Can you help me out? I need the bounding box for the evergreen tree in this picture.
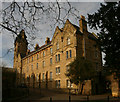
[88,2,120,77]
[66,57,95,94]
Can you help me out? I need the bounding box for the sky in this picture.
[1,1,105,68]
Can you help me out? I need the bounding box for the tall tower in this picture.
[13,30,28,71]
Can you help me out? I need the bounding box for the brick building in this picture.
[13,15,102,94]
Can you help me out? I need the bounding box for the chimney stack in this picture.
[79,15,87,33]
[45,37,50,45]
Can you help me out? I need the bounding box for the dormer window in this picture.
[67,37,70,45]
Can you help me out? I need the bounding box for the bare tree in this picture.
[1,1,80,47]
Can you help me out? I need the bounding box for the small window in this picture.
[50,72,52,81]
[66,51,68,59]
[50,48,52,54]
[61,37,63,42]
[43,51,45,57]
[43,61,45,67]
[36,63,38,69]
[56,42,59,50]
[67,37,70,45]
[50,58,52,64]
[69,50,72,58]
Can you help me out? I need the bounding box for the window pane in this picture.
[56,68,57,74]
[66,51,68,59]
[43,51,45,56]
[36,63,38,69]
[50,48,52,54]
[56,55,57,62]
[58,54,60,61]
[50,72,52,80]
[50,58,52,64]
[43,73,45,81]
[69,50,72,58]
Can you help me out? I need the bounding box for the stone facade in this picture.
[13,15,102,94]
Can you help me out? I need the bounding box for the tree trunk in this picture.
[80,83,84,94]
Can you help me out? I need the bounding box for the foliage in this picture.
[66,57,95,85]
[88,2,120,77]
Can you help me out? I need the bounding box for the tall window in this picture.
[55,54,60,62]
[55,55,57,62]
[43,61,45,67]
[43,51,45,57]
[37,54,39,60]
[42,73,45,81]
[50,72,52,81]
[66,51,68,59]
[56,42,59,50]
[50,48,52,54]
[58,54,60,62]
[66,80,72,88]
[66,50,72,59]
[50,58,52,64]
[67,37,70,45]
[58,67,60,74]
[36,63,38,69]
[56,80,60,88]
[69,50,72,58]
